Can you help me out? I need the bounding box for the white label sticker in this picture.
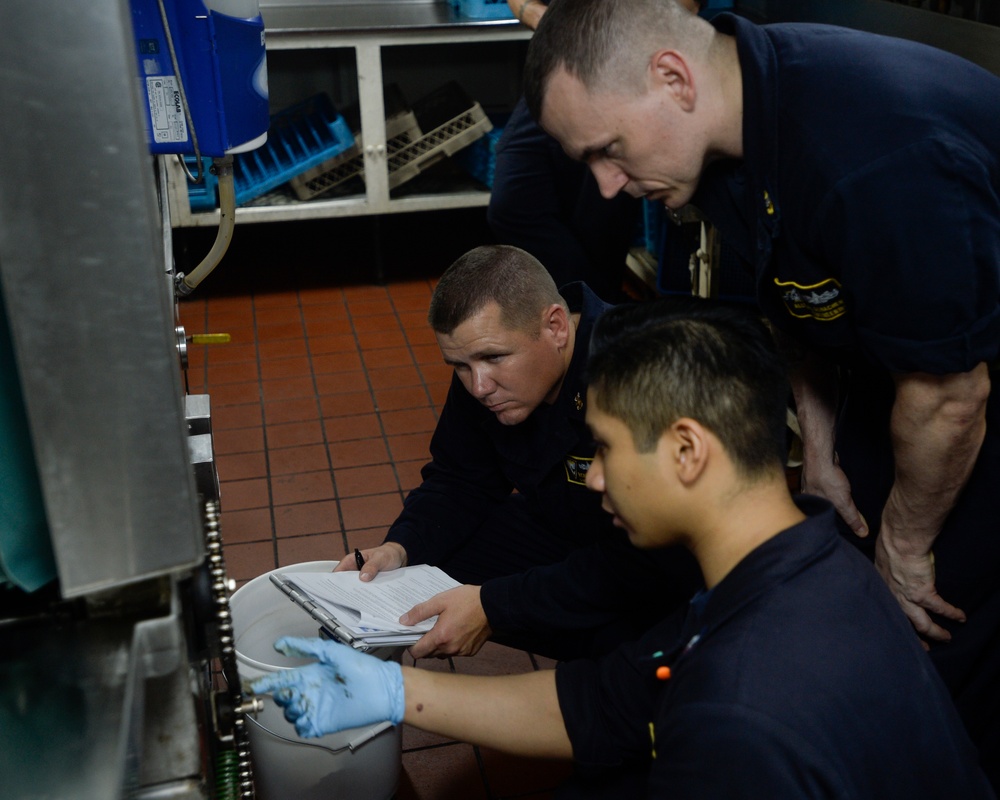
[144,75,187,144]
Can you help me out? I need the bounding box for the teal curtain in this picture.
[0,295,56,592]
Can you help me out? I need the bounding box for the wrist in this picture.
[381,540,409,568]
[477,580,501,627]
[799,439,840,477]
[515,0,537,22]
[878,517,934,561]
[383,659,406,725]
[471,585,490,627]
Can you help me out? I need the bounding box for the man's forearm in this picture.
[776,335,870,533]
[786,348,839,466]
[402,667,573,759]
[770,328,839,464]
[882,364,990,552]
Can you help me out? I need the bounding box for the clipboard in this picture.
[269,573,372,651]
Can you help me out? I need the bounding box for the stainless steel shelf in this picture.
[262,0,523,39]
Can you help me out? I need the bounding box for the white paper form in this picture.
[276,565,461,635]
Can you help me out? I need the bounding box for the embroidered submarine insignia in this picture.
[775,277,845,322]
[564,456,592,485]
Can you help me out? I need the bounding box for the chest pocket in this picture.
[564,455,592,485]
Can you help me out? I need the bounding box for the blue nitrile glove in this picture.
[248,636,404,738]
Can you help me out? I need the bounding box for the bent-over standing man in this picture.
[522,0,1000,782]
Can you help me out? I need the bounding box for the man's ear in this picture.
[543,303,571,349]
[649,49,696,112]
[669,418,709,485]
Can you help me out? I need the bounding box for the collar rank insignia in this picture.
[564,456,592,485]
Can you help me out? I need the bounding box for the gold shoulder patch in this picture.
[774,277,845,322]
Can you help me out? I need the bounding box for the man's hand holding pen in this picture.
[333,541,408,581]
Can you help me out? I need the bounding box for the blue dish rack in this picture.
[183,157,219,212]
[451,0,514,20]
[184,93,355,209]
[454,115,507,188]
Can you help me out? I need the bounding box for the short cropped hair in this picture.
[428,245,568,336]
[588,297,790,478]
[524,0,709,122]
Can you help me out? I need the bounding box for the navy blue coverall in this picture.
[690,14,1000,785]
[555,499,994,798]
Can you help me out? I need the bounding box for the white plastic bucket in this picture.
[231,561,402,800]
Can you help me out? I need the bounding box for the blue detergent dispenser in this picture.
[130,0,269,156]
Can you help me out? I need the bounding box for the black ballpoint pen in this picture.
[354,547,365,570]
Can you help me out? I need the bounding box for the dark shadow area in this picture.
[173,206,497,298]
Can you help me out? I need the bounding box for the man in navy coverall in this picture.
[523,0,1000,783]
[334,244,699,660]
[486,0,706,301]
[254,298,993,798]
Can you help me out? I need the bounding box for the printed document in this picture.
[271,565,461,648]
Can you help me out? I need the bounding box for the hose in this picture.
[176,156,236,296]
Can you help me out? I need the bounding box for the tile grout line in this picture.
[384,282,441,501]
[250,290,281,572]
[300,287,351,559]
[340,286,425,532]
[306,288,375,555]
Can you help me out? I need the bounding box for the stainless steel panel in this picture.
[1,617,137,798]
[0,612,203,800]
[0,0,203,596]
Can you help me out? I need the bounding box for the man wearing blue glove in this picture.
[250,637,406,738]
[251,297,991,798]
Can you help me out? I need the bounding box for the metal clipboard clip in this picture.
[268,573,372,652]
